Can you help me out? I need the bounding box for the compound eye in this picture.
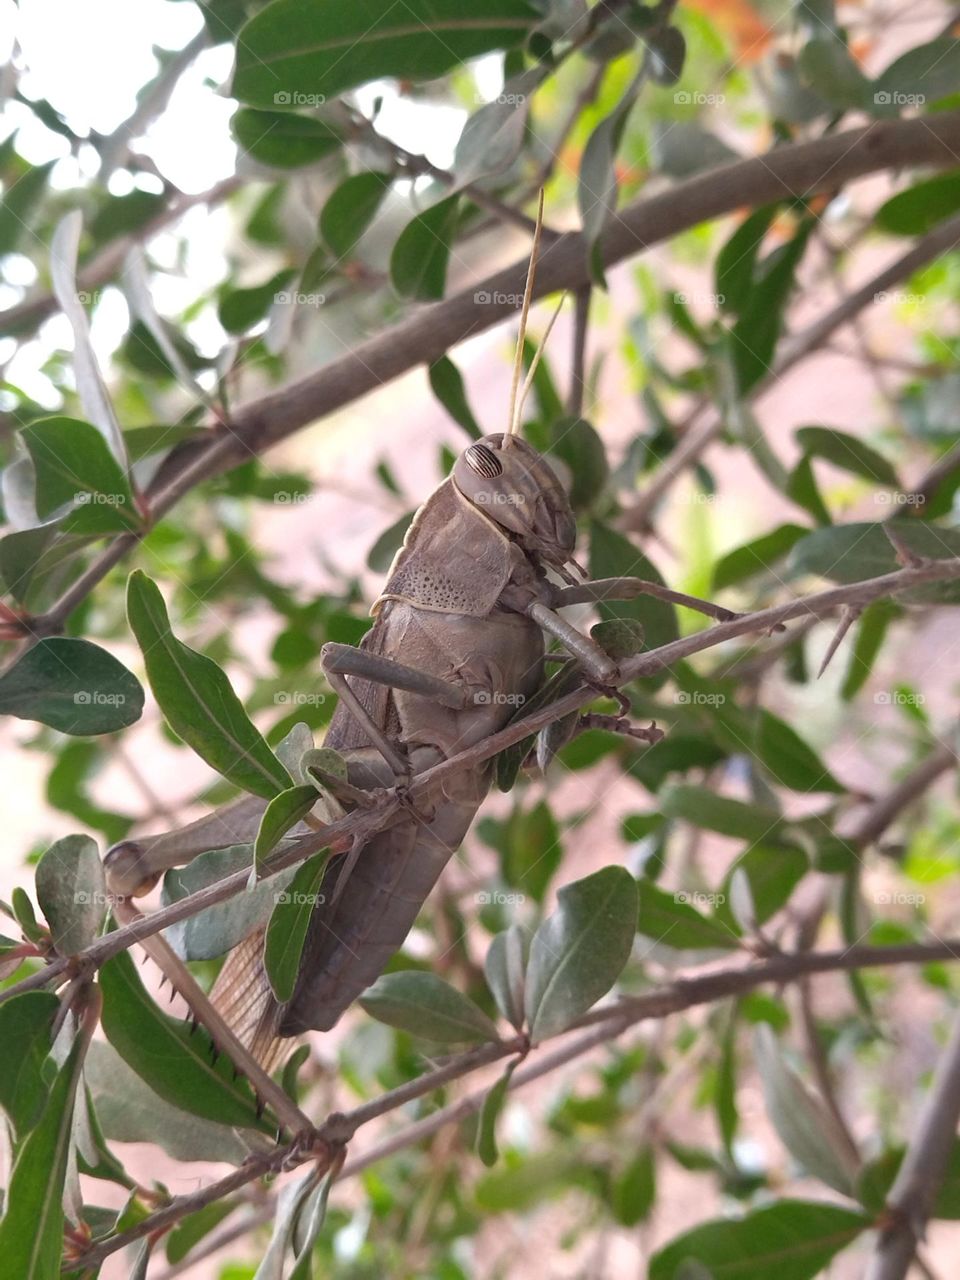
[464,443,502,478]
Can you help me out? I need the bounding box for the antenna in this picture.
[506,190,545,438]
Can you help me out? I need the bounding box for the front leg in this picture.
[548,576,739,623]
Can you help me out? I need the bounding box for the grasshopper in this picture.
[105,208,734,1070]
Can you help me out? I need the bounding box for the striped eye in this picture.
[464,443,502,478]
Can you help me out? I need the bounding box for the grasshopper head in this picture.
[453,433,578,578]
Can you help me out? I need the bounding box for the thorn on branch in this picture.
[818,604,861,678]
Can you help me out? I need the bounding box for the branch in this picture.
[8,552,960,1008]
[866,1010,960,1280]
[19,110,960,634]
[69,938,960,1272]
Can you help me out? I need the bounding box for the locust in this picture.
[104,207,735,1073]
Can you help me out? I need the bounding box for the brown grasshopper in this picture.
[105,216,735,1071]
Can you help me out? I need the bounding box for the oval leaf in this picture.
[20,416,140,533]
[255,784,320,871]
[524,867,638,1041]
[649,1199,870,1280]
[233,0,537,108]
[359,970,500,1044]
[35,833,106,955]
[390,194,462,301]
[0,637,144,735]
[320,171,392,257]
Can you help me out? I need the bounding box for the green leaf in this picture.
[477,1060,517,1167]
[99,947,271,1131]
[754,1025,858,1195]
[715,204,778,317]
[875,170,960,236]
[714,846,808,933]
[453,68,542,187]
[486,799,562,903]
[649,1199,870,1280]
[0,160,54,257]
[715,703,844,793]
[20,416,141,533]
[636,879,738,952]
[786,454,830,525]
[798,37,871,110]
[232,108,342,169]
[873,38,960,113]
[795,426,898,486]
[484,924,529,1030]
[0,992,59,1138]
[525,867,638,1040]
[659,784,784,844]
[546,417,609,511]
[320,171,392,257]
[859,1140,960,1219]
[255,783,319,871]
[390,194,462,301]
[474,1150,584,1212]
[578,87,637,286]
[730,220,813,395]
[712,524,809,590]
[612,1147,656,1226]
[359,970,500,1045]
[85,1042,250,1165]
[35,834,105,955]
[428,355,482,439]
[126,571,292,799]
[789,522,960,603]
[0,638,144,735]
[263,852,330,1003]
[0,1014,89,1280]
[218,268,296,334]
[161,844,296,962]
[233,0,538,108]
